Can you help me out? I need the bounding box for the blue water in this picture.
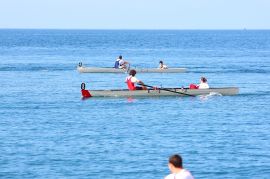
[0,29,270,178]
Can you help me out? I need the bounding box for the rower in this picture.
[189,77,209,89]
[125,69,147,90]
[198,77,209,89]
[158,60,168,69]
[114,55,129,69]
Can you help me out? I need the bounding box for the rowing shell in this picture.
[81,84,239,98]
[77,66,187,73]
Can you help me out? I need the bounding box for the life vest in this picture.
[126,76,136,90]
[189,84,199,89]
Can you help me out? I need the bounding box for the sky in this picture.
[0,0,269,29]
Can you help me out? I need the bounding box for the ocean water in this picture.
[0,29,270,178]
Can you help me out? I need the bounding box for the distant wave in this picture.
[237,92,270,97]
[189,68,270,74]
[0,65,75,72]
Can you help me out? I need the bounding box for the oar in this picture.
[138,83,195,97]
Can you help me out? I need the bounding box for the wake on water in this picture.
[198,92,223,101]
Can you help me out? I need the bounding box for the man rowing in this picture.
[114,55,129,69]
[198,77,209,89]
[158,60,168,69]
[125,69,147,90]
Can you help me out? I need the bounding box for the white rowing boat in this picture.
[81,83,239,98]
[77,64,186,73]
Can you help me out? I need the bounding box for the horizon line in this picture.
[0,28,270,31]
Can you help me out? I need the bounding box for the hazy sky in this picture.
[0,0,269,29]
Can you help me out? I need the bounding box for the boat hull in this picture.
[82,87,239,97]
[77,66,186,73]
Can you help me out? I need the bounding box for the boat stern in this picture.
[81,83,92,98]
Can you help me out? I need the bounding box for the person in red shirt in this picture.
[125,69,147,90]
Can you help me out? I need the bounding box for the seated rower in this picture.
[189,77,209,89]
[158,60,168,69]
[198,77,209,89]
[125,69,147,90]
[114,55,129,69]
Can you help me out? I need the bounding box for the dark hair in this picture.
[169,154,183,168]
[159,61,163,64]
[201,77,207,83]
[119,55,122,59]
[129,69,136,76]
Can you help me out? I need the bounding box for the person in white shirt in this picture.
[114,55,129,69]
[158,60,168,69]
[198,77,209,89]
[165,154,194,179]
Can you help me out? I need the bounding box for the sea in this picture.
[0,29,270,179]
